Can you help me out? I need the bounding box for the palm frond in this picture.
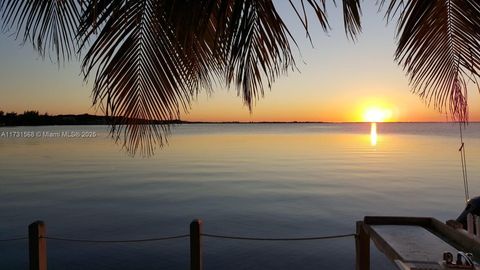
[225,0,296,109]
[80,0,194,156]
[166,0,299,108]
[288,0,329,41]
[79,0,301,155]
[0,0,81,62]
[382,0,480,121]
[161,0,223,93]
[290,0,362,40]
[340,0,362,39]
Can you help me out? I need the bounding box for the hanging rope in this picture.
[201,233,356,241]
[0,233,356,243]
[0,236,27,242]
[459,123,469,203]
[43,234,189,243]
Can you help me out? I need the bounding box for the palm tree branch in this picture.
[80,0,195,155]
[0,0,81,62]
[383,0,480,121]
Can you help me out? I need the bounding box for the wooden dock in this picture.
[11,216,480,270]
[356,216,480,270]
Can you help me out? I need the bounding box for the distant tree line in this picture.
[0,110,183,126]
[0,110,105,126]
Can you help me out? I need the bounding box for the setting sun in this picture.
[363,107,392,122]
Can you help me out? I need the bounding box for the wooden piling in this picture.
[190,219,202,270]
[29,221,47,270]
[355,221,370,270]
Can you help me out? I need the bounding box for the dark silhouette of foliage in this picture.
[19,110,40,125]
[3,112,17,125]
[0,111,182,126]
[381,0,480,122]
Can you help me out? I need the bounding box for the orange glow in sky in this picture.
[349,99,397,123]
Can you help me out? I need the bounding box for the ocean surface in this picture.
[1,123,479,270]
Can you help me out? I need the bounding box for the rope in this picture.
[0,236,28,242]
[1,233,357,243]
[201,233,356,241]
[459,123,469,202]
[43,234,189,243]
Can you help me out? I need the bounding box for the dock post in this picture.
[356,221,370,270]
[190,219,202,270]
[29,221,47,270]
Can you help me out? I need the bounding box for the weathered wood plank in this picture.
[359,216,480,270]
[370,225,457,262]
[364,216,431,227]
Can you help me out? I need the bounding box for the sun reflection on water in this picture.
[370,122,377,146]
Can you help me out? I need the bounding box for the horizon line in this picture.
[1,112,478,124]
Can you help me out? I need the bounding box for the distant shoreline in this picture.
[0,111,476,126]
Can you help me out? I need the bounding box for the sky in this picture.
[0,2,479,122]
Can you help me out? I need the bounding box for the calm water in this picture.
[1,123,479,270]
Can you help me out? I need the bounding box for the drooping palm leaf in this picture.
[224,0,296,109]
[0,0,81,62]
[339,0,362,39]
[382,0,480,121]
[79,0,196,156]
[288,0,329,42]
[165,0,300,108]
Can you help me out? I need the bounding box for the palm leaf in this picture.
[224,0,296,109]
[79,0,302,155]
[165,0,300,108]
[382,0,480,121]
[0,0,81,62]
[339,0,362,39]
[287,0,362,40]
[79,0,197,156]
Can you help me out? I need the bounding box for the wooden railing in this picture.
[1,219,355,270]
